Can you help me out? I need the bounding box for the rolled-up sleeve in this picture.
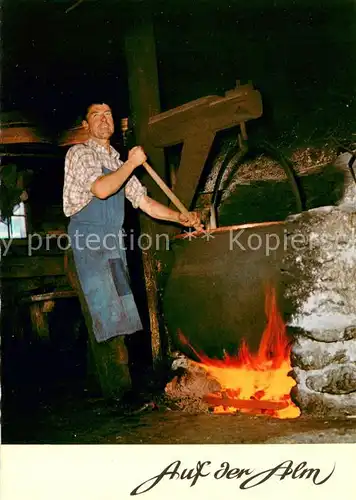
[125,175,147,209]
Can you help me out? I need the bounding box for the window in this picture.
[0,202,27,238]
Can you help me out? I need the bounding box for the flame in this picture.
[178,288,300,419]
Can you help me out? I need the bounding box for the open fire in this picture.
[178,288,300,419]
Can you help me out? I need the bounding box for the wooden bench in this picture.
[22,290,77,340]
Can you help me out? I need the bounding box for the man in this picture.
[63,102,202,399]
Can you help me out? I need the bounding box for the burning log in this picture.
[203,393,289,411]
[165,288,300,418]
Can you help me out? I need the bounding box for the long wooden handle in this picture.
[142,161,190,215]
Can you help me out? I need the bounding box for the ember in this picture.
[179,288,300,419]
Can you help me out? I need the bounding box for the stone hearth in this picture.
[284,152,356,417]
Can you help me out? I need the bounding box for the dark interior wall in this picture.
[1,0,130,134]
[154,0,356,145]
[2,0,355,144]
[27,158,67,232]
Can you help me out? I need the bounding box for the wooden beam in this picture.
[124,11,169,368]
[124,13,166,199]
[29,302,50,340]
[147,84,263,209]
[0,153,62,158]
[22,290,77,303]
[173,128,216,209]
[147,87,262,147]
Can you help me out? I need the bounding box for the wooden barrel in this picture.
[58,125,88,146]
[0,112,51,145]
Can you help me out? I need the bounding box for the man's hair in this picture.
[82,101,114,122]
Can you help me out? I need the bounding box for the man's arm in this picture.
[91,146,146,199]
[138,195,203,229]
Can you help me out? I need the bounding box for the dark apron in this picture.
[68,167,143,343]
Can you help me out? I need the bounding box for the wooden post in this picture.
[124,11,168,368]
[29,302,50,340]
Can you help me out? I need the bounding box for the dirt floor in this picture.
[3,391,356,445]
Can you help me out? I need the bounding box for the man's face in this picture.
[83,103,114,140]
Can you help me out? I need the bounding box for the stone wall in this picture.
[283,153,356,417]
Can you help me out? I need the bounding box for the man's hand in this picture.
[178,211,204,231]
[128,146,147,168]
[138,196,204,229]
[92,146,147,199]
